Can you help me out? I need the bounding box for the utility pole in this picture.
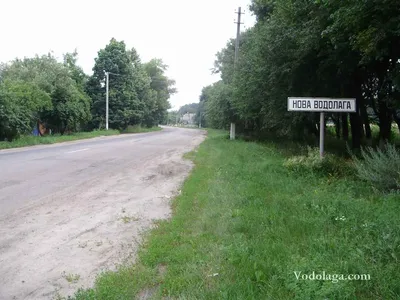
[105,72,109,130]
[105,71,120,130]
[230,6,243,140]
[234,7,242,66]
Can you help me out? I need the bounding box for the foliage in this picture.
[178,103,198,115]
[166,110,179,125]
[143,58,175,127]
[353,143,400,191]
[87,40,175,130]
[0,79,52,140]
[200,81,232,129]
[86,39,145,130]
[200,0,400,147]
[63,50,88,90]
[0,54,91,136]
[0,39,175,141]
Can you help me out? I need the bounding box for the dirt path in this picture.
[0,128,206,299]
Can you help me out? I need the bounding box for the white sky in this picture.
[0,0,255,110]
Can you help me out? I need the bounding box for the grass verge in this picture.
[0,126,163,150]
[72,130,400,300]
[121,125,162,134]
[0,130,120,150]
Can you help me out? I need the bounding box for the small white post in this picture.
[199,112,202,128]
[105,72,109,130]
[319,112,325,158]
[230,123,236,140]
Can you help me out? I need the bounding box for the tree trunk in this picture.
[332,114,341,140]
[360,103,372,140]
[342,113,349,141]
[350,112,361,149]
[378,101,392,147]
[60,122,65,135]
[359,115,365,140]
[393,110,400,134]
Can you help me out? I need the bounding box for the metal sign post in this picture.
[105,72,109,130]
[287,97,356,158]
[319,112,324,157]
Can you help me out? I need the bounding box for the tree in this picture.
[87,39,146,129]
[143,59,176,127]
[0,79,52,140]
[179,103,198,115]
[324,0,400,145]
[202,0,400,148]
[0,54,91,135]
[201,81,232,129]
[166,110,179,125]
[63,50,88,90]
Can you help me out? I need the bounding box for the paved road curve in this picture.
[0,127,206,299]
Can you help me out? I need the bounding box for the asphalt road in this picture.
[0,127,200,217]
[0,126,206,299]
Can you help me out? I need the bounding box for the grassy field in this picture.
[0,126,162,150]
[71,130,399,300]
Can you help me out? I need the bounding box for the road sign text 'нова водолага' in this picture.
[287,97,356,112]
[287,97,356,158]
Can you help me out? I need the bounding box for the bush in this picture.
[353,144,400,192]
[283,146,353,177]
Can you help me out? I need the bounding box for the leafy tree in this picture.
[202,81,232,129]
[203,0,400,148]
[0,79,52,140]
[324,0,400,145]
[63,50,88,90]
[87,39,145,130]
[179,103,198,115]
[195,87,210,128]
[143,59,176,127]
[0,54,91,135]
[166,110,179,125]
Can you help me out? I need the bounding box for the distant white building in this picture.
[181,113,196,125]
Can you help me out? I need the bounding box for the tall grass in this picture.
[353,143,400,191]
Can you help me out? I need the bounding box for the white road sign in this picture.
[288,97,356,112]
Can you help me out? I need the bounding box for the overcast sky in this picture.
[0,0,255,110]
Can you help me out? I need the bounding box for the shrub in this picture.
[353,143,400,191]
[283,146,353,177]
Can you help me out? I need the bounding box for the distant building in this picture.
[181,113,196,125]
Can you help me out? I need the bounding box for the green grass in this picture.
[0,126,163,150]
[72,130,400,300]
[0,130,120,150]
[62,272,81,284]
[121,125,162,134]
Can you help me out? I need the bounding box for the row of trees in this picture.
[0,38,175,141]
[198,0,400,148]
